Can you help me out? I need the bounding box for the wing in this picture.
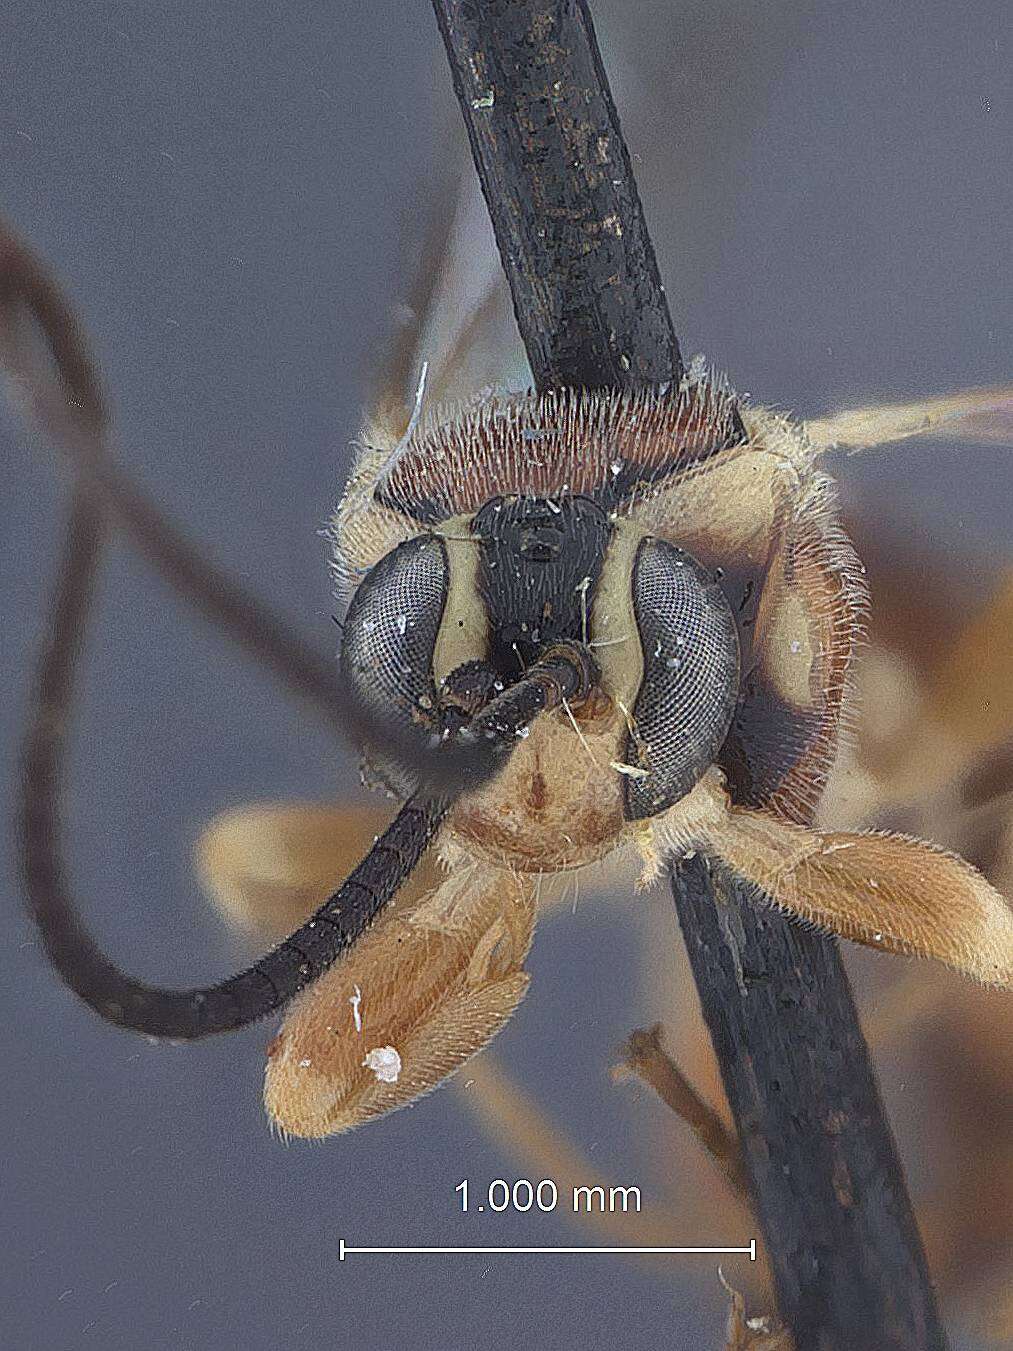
[805,384,1013,455]
[364,158,528,451]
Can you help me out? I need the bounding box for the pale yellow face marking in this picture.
[442,519,664,876]
[587,518,645,715]
[250,391,1013,1144]
[432,514,488,686]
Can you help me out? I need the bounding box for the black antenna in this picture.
[18,483,595,1040]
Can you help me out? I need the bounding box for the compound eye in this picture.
[340,536,449,781]
[625,538,740,820]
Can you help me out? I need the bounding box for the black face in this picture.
[470,494,612,677]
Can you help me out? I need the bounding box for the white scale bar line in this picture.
[340,1239,756,1261]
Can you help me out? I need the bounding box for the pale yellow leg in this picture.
[456,1055,752,1258]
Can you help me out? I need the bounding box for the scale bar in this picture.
[340,1239,756,1261]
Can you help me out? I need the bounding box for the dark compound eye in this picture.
[624,538,740,820]
[340,535,449,786]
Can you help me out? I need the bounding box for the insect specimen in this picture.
[4,160,1012,1143]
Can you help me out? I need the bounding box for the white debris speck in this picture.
[298,1057,312,1068]
[363,1046,401,1084]
[471,89,495,109]
[610,460,623,477]
[610,760,650,779]
[873,931,884,943]
[396,614,407,635]
[349,984,363,1033]
[789,639,802,654]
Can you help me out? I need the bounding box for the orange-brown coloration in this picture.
[262,861,535,1138]
[448,706,628,872]
[571,685,615,724]
[527,768,547,813]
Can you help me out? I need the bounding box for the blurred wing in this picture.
[195,801,437,943]
[806,384,1013,455]
[928,572,1013,753]
[366,162,527,449]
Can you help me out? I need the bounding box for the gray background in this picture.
[1,3,1009,1349]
